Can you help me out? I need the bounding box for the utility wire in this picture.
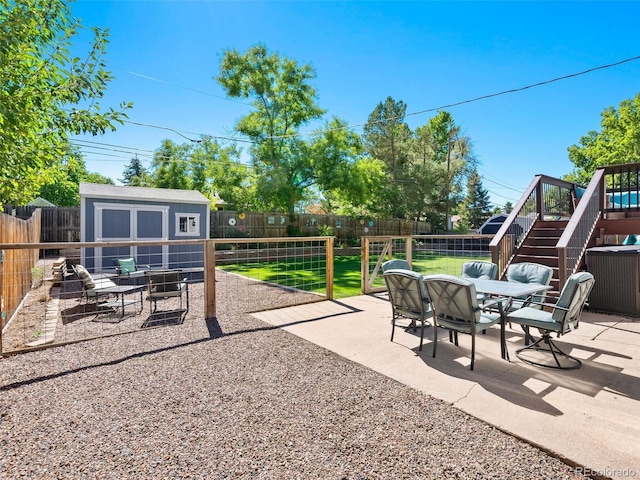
[403,54,640,119]
[95,54,640,145]
[117,68,252,106]
[479,173,527,193]
[122,119,256,144]
[272,54,640,140]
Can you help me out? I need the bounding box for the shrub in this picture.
[286,224,304,237]
[317,224,335,237]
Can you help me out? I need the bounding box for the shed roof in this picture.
[79,183,210,205]
[28,196,56,207]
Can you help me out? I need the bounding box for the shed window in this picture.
[176,213,200,236]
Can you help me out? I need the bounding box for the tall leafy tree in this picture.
[460,169,492,229]
[321,156,388,217]
[306,117,382,214]
[189,138,253,211]
[566,93,640,184]
[216,43,326,214]
[410,111,476,230]
[38,147,114,206]
[362,97,413,218]
[150,140,191,190]
[363,97,412,180]
[0,0,131,204]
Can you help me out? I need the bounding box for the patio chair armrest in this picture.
[512,299,560,310]
[480,297,509,312]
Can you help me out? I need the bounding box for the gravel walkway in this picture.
[1,273,586,479]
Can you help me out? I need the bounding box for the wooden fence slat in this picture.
[0,209,41,333]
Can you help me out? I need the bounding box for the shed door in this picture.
[135,209,165,267]
[95,204,168,271]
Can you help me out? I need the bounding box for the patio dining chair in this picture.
[506,271,595,370]
[383,269,433,351]
[381,258,411,273]
[423,274,504,371]
[144,269,189,315]
[461,260,498,304]
[71,264,118,304]
[115,257,151,284]
[461,260,498,280]
[505,262,554,312]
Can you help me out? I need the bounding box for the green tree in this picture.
[0,0,131,204]
[411,111,475,230]
[38,147,114,206]
[121,156,149,186]
[362,97,413,218]
[306,117,386,215]
[320,157,387,217]
[363,97,412,181]
[460,169,492,229]
[216,43,326,214]
[189,138,254,211]
[566,93,640,184]
[150,140,191,190]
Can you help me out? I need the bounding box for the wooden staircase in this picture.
[509,220,568,294]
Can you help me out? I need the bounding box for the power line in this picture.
[404,54,640,119]
[97,54,640,146]
[122,119,256,144]
[115,67,252,106]
[72,138,156,154]
[273,53,640,140]
[479,173,527,193]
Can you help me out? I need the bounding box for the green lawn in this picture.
[220,254,490,299]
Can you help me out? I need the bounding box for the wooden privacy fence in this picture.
[0,209,41,331]
[1,206,432,243]
[1,205,80,243]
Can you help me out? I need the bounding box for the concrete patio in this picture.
[253,294,640,479]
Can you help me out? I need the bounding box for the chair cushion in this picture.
[552,272,594,324]
[84,277,117,297]
[381,259,411,272]
[75,264,95,289]
[507,263,552,285]
[461,261,497,280]
[507,306,561,332]
[117,258,137,274]
[437,311,500,333]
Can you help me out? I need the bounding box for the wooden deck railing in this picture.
[490,175,580,283]
[489,176,539,278]
[556,169,603,287]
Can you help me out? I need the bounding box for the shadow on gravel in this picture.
[141,310,187,328]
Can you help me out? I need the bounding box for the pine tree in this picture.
[121,156,148,186]
[461,169,492,229]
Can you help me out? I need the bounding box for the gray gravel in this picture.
[1,273,586,479]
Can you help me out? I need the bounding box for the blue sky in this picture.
[70,1,640,209]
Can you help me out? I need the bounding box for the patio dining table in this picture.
[95,284,145,319]
[466,278,553,361]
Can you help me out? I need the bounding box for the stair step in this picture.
[518,246,557,256]
[529,230,564,238]
[521,239,558,247]
[535,220,569,228]
[512,254,559,268]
